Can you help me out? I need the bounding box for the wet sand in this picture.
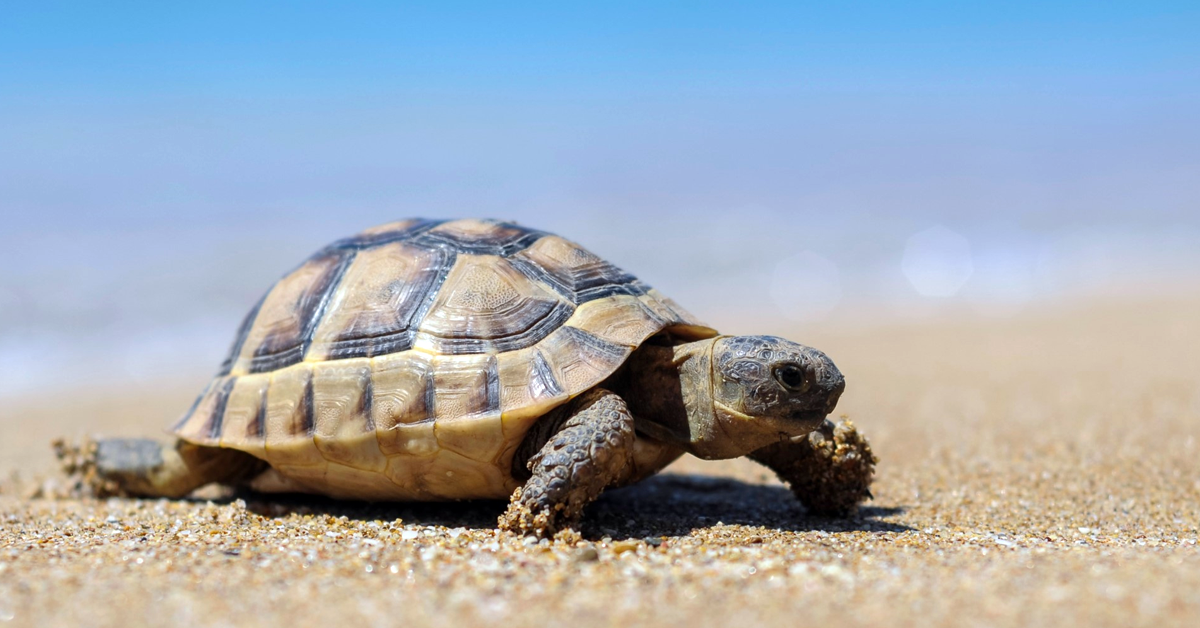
[2,296,1198,627]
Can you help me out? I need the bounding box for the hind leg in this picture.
[59,438,266,498]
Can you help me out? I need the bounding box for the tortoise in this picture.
[69,218,876,537]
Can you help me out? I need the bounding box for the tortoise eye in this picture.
[774,364,810,392]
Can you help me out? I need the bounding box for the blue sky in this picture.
[1,3,1199,396]
[4,2,1197,93]
[3,2,1198,230]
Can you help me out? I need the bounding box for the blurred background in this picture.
[1,1,1198,400]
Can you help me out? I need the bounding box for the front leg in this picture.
[748,418,877,516]
[499,388,637,538]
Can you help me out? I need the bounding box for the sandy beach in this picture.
[2,294,1198,627]
[4,3,1198,626]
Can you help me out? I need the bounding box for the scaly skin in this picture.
[502,337,874,537]
[60,336,875,537]
[57,438,266,499]
[748,418,876,516]
[499,389,637,537]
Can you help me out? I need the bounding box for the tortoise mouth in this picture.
[786,410,829,436]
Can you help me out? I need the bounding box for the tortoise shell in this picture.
[171,218,716,500]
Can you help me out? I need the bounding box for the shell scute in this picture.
[325,218,445,251]
[435,412,505,464]
[417,449,510,499]
[311,361,385,472]
[232,249,355,375]
[380,421,439,458]
[307,241,449,362]
[512,235,642,303]
[414,254,572,354]
[369,352,437,456]
[173,218,719,500]
[538,326,632,396]
[496,346,567,425]
[175,377,233,443]
[429,354,500,421]
[262,364,322,469]
[412,219,545,256]
[565,294,668,348]
[216,375,269,455]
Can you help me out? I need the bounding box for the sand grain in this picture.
[2,297,1198,627]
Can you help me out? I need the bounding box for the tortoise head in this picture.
[679,335,845,459]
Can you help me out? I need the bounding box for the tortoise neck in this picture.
[606,337,721,448]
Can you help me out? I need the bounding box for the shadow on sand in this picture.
[234,473,912,539]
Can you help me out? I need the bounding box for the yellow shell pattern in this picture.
[171,219,716,500]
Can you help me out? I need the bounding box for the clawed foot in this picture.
[498,486,576,538]
[750,418,877,516]
[797,419,877,515]
[55,437,177,498]
[53,438,119,498]
[53,437,265,499]
[498,389,637,539]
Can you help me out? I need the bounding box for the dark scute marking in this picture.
[529,348,564,400]
[562,326,629,364]
[485,355,501,416]
[173,380,214,432]
[508,252,644,306]
[218,294,266,376]
[420,366,437,425]
[249,383,268,439]
[303,251,359,350]
[574,280,648,303]
[566,260,640,298]
[248,249,357,374]
[207,377,238,440]
[409,220,547,256]
[360,368,376,431]
[321,246,455,361]
[401,246,457,341]
[248,345,307,375]
[455,355,501,418]
[504,256,574,302]
[417,299,575,354]
[323,333,413,361]
[322,218,447,251]
[301,374,316,436]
